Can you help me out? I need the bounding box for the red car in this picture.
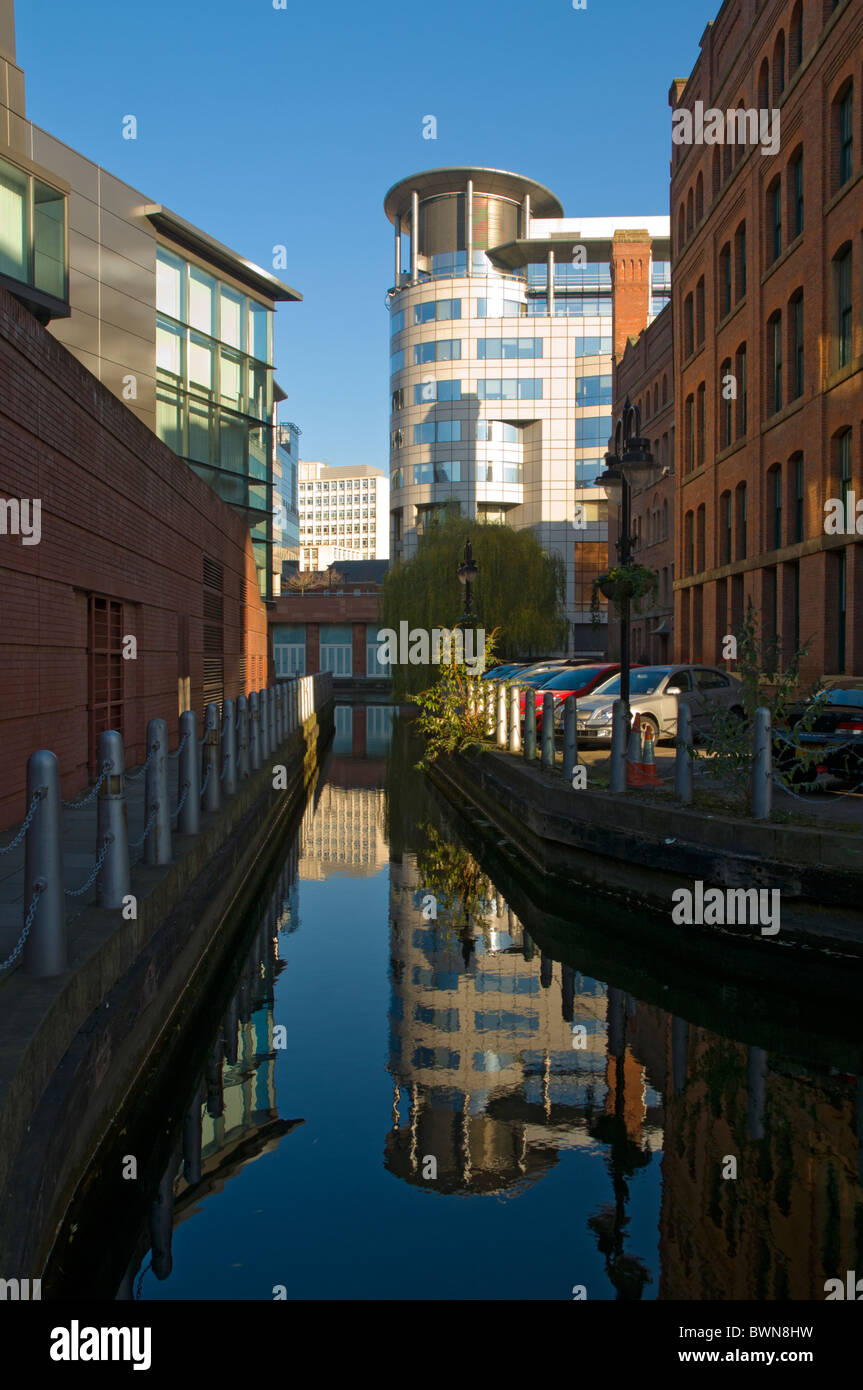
[518,664,637,732]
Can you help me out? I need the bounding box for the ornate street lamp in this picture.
[456,538,478,625]
[594,399,654,711]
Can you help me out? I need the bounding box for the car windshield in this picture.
[521,668,560,687]
[819,689,863,708]
[591,669,670,698]
[540,666,610,690]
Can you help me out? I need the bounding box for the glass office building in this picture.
[384,167,670,647]
[155,247,281,599]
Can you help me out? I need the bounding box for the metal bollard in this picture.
[222,698,237,796]
[751,706,772,820]
[259,688,270,761]
[524,694,537,760]
[267,685,277,752]
[145,718,172,866]
[202,702,222,813]
[97,729,130,909]
[496,682,507,747]
[609,699,628,794]
[674,702,694,804]
[178,710,201,835]
[237,695,249,781]
[541,692,555,768]
[249,691,261,770]
[23,749,65,977]
[276,685,285,744]
[563,696,577,784]
[485,683,494,736]
[508,685,521,753]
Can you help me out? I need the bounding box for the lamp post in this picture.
[456,538,478,626]
[595,399,654,713]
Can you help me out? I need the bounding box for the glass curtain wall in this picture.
[155,247,275,598]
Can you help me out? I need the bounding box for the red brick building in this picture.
[0,286,268,831]
[671,0,863,678]
[610,266,676,665]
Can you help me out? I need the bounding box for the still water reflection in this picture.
[48,706,863,1301]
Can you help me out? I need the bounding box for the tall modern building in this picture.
[384,167,669,647]
[298,461,389,569]
[0,0,301,603]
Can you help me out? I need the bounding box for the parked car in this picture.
[520,664,626,732]
[560,664,744,743]
[774,683,863,789]
[481,662,530,682]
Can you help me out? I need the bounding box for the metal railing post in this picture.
[267,685,277,752]
[563,696,577,784]
[751,706,772,820]
[259,688,270,761]
[496,682,507,747]
[222,698,237,796]
[145,718,171,866]
[524,695,537,760]
[674,702,694,805]
[178,710,201,834]
[508,685,521,753]
[237,696,249,781]
[249,691,261,771]
[97,729,130,908]
[23,749,65,977]
[541,692,555,768]
[609,699,627,795]
[202,702,222,813]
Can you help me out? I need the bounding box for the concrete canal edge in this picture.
[428,748,863,961]
[0,700,334,1276]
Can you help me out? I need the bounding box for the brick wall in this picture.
[0,286,268,831]
[670,0,863,681]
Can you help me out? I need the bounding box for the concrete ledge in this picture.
[0,704,333,1273]
[429,748,863,958]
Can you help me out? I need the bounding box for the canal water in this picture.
[46,706,863,1301]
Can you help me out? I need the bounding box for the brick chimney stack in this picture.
[610,230,652,389]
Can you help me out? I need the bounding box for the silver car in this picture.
[555,664,745,743]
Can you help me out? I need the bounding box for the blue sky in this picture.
[19,0,709,472]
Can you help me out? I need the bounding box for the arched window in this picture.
[686,188,694,235]
[662,499,669,539]
[758,58,770,112]
[695,172,704,223]
[662,374,669,405]
[712,147,721,197]
[789,2,803,74]
[677,205,686,252]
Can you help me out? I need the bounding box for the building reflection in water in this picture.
[122,854,303,1299]
[385,842,661,1293]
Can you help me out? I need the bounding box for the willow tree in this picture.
[380,510,568,696]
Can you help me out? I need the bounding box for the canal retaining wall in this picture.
[0,687,334,1277]
[431,748,863,959]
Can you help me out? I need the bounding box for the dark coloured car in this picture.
[774,684,863,790]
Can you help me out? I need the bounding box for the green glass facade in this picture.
[155,247,276,599]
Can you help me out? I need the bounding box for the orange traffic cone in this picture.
[626,714,643,786]
[639,722,661,784]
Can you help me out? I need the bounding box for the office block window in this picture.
[837,85,853,188]
[790,292,804,398]
[833,244,853,369]
[0,155,68,303]
[768,312,783,413]
[414,339,462,364]
[477,337,543,359]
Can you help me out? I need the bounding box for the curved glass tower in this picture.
[384,166,670,648]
